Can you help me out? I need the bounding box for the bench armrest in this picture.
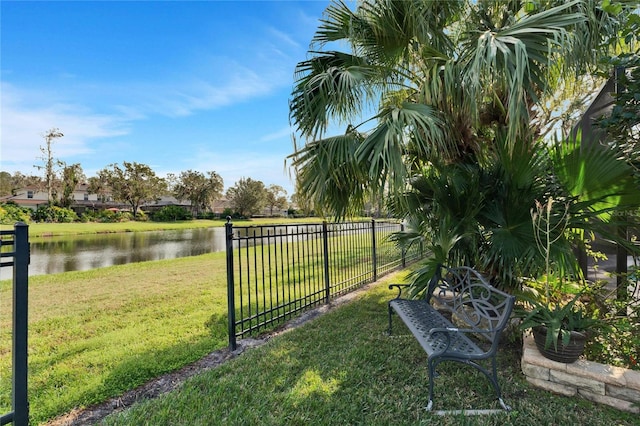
[388,283,410,299]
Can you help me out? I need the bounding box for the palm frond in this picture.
[461,0,588,146]
[552,135,640,219]
[353,102,447,193]
[290,51,380,139]
[288,130,368,218]
[312,0,358,46]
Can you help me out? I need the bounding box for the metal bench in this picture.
[388,265,515,413]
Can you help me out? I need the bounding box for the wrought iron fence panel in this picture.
[226,220,423,349]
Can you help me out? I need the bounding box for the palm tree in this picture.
[291,0,618,209]
[289,0,639,289]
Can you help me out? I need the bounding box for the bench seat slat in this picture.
[389,299,483,358]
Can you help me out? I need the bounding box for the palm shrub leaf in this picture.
[290,130,372,219]
[552,133,640,252]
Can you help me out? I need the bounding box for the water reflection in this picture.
[0,228,227,277]
[0,223,379,278]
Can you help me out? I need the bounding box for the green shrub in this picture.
[152,205,192,222]
[80,211,96,222]
[119,211,134,222]
[583,276,640,371]
[196,211,215,220]
[135,210,148,221]
[33,205,78,223]
[0,202,32,224]
[95,209,118,223]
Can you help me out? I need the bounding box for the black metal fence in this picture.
[0,223,29,426]
[225,219,423,349]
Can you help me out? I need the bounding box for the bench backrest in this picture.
[426,265,515,344]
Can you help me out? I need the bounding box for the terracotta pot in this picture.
[532,326,586,363]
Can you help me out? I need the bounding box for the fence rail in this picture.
[0,223,29,426]
[225,219,422,349]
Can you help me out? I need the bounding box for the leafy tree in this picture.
[290,175,315,217]
[59,163,85,208]
[598,57,640,174]
[290,1,625,214]
[98,162,166,216]
[87,175,109,205]
[10,172,43,192]
[289,0,640,289]
[0,172,12,197]
[265,184,288,216]
[173,170,224,216]
[226,178,267,218]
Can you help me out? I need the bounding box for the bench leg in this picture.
[426,357,437,411]
[387,303,393,335]
[498,397,511,411]
[425,357,511,412]
[491,358,511,411]
[467,357,512,412]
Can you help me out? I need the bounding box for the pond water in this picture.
[0,228,227,277]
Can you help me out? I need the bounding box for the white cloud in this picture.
[0,83,132,173]
[102,53,291,119]
[260,126,294,143]
[0,11,306,178]
[267,27,301,49]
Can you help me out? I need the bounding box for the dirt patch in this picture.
[46,283,373,425]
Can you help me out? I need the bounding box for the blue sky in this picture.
[1,0,345,195]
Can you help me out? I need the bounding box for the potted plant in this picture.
[516,198,603,363]
[517,289,601,363]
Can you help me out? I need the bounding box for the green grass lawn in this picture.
[101,280,637,426]
[0,253,231,424]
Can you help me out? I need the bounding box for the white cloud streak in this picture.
[1,83,132,172]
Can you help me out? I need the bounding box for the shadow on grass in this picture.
[29,312,230,425]
[101,286,639,426]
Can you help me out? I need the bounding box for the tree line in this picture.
[1,129,293,219]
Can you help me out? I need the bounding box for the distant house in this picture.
[2,183,119,212]
[211,198,231,215]
[144,197,231,216]
[208,198,288,218]
[2,185,241,217]
[0,185,49,210]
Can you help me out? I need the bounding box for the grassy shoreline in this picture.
[0,230,375,425]
[0,217,327,239]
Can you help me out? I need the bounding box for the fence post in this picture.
[225,218,237,350]
[322,221,331,303]
[371,219,377,282]
[400,222,406,268]
[13,222,29,426]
